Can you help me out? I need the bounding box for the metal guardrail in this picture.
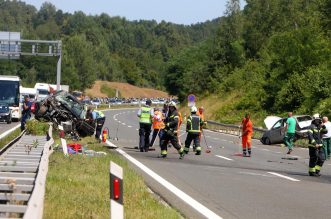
[0,124,53,218]
[207,120,267,139]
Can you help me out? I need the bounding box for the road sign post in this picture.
[110,161,123,219]
[188,94,196,107]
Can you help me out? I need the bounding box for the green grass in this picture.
[44,136,182,219]
[26,120,49,135]
[0,128,21,149]
[100,83,121,98]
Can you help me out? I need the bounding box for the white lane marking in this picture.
[114,118,118,121]
[276,152,282,154]
[136,129,139,131]
[267,172,300,182]
[122,123,126,125]
[215,155,233,161]
[0,124,20,140]
[114,147,223,219]
[262,149,270,151]
[213,138,218,140]
[252,146,257,148]
[128,126,132,128]
[239,172,273,177]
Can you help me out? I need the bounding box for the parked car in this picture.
[0,103,12,124]
[91,99,101,106]
[260,115,313,145]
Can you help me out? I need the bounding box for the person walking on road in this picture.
[284,112,296,154]
[322,116,331,160]
[183,106,204,155]
[137,99,153,152]
[308,118,327,176]
[150,108,165,148]
[160,101,184,158]
[195,106,207,151]
[241,113,253,157]
[21,96,32,131]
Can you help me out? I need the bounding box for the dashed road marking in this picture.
[136,129,139,131]
[215,155,233,161]
[262,149,270,151]
[122,123,126,125]
[267,172,300,182]
[128,126,132,128]
[239,172,273,177]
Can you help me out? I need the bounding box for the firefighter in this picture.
[308,118,328,176]
[160,101,184,158]
[241,113,253,157]
[177,110,183,145]
[21,96,32,131]
[184,106,204,155]
[150,108,165,148]
[137,99,153,152]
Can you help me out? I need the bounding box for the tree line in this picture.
[165,0,331,118]
[0,0,219,90]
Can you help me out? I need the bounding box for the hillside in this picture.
[85,81,170,98]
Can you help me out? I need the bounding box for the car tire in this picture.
[265,137,271,145]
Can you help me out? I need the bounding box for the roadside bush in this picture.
[26,119,49,135]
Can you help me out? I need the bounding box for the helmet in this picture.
[146,99,152,106]
[191,106,198,113]
[168,101,177,108]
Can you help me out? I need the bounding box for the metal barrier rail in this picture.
[0,124,53,218]
[207,120,267,139]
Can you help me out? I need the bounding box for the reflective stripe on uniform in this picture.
[161,150,167,155]
[315,165,321,171]
[140,107,152,124]
[309,167,315,172]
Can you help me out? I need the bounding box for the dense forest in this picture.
[0,0,331,122]
[0,0,220,90]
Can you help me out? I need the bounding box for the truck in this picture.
[0,75,21,121]
[34,83,50,101]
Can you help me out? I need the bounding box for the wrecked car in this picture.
[260,115,312,145]
[33,90,95,138]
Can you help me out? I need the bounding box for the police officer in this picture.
[160,101,184,158]
[184,106,204,155]
[21,96,32,131]
[91,108,106,141]
[308,118,328,176]
[137,99,153,152]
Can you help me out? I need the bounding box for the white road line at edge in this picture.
[110,145,223,219]
[267,172,300,182]
[215,155,233,161]
[0,124,20,140]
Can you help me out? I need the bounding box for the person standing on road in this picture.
[183,106,204,155]
[137,99,153,152]
[195,106,207,151]
[150,108,165,148]
[91,107,106,142]
[284,112,296,154]
[160,101,184,158]
[322,116,331,160]
[308,118,327,176]
[241,113,253,157]
[21,96,32,131]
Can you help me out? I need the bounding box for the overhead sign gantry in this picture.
[0,31,62,90]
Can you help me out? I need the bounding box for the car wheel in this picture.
[265,137,271,145]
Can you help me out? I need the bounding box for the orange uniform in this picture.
[152,110,165,129]
[242,118,253,156]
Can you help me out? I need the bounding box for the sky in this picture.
[22,0,245,25]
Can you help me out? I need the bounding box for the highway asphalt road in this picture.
[0,120,20,137]
[103,108,331,219]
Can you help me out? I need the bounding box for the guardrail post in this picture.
[58,125,68,156]
[110,161,123,219]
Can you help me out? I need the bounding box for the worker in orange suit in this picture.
[195,106,207,151]
[150,108,165,148]
[241,113,253,157]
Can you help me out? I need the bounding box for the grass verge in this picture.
[100,83,121,98]
[0,128,21,149]
[44,136,182,219]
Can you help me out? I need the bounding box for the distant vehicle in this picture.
[49,84,70,93]
[72,90,83,101]
[0,103,12,124]
[20,86,36,102]
[0,75,21,121]
[91,99,101,106]
[261,115,313,145]
[34,83,50,101]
